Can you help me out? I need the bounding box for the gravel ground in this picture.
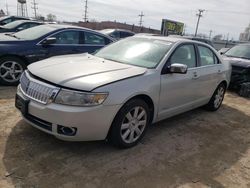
[0,87,250,188]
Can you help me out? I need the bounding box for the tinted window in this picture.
[52,31,80,44]
[110,31,120,39]
[170,45,196,68]
[120,31,134,38]
[95,38,172,68]
[198,46,216,66]
[84,32,106,45]
[2,18,12,25]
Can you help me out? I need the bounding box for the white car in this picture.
[15,36,231,148]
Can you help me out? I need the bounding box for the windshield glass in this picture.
[2,21,23,29]
[14,25,57,40]
[95,38,172,68]
[225,45,250,59]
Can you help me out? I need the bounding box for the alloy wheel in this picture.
[214,87,225,109]
[0,61,24,83]
[120,106,147,144]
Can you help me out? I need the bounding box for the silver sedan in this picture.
[15,36,231,148]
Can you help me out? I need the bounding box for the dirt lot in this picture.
[0,87,250,188]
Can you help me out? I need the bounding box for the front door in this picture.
[158,44,201,120]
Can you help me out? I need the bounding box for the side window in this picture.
[170,45,196,68]
[84,32,106,45]
[110,31,120,39]
[19,23,31,30]
[120,32,133,38]
[52,31,80,44]
[198,46,216,66]
[2,18,12,25]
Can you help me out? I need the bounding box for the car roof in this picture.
[101,28,134,33]
[134,35,192,43]
[6,20,42,25]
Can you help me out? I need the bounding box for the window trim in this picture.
[196,44,221,67]
[161,42,198,74]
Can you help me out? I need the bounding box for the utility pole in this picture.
[31,0,38,18]
[138,11,145,27]
[194,9,205,37]
[84,0,88,22]
[5,1,9,15]
[209,30,212,39]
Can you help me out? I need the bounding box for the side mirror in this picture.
[167,63,188,74]
[41,37,56,45]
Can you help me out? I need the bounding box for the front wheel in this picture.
[109,99,150,148]
[0,57,25,86]
[205,83,226,111]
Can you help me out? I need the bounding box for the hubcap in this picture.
[120,106,147,144]
[0,61,23,83]
[214,87,225,108]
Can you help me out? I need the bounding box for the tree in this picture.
[47,14,57,22]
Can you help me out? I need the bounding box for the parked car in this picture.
[15,36,231,148]
[0,16,31,26]
[0,20,43,33]
[0,24,114,85]
[100,29,135,40]
[222,43,250,95]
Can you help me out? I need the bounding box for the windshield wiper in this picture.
[5,33,21,39]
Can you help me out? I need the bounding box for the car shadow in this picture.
[3,104,250,188]
[0,86,17,100]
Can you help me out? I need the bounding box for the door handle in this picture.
[217,70,222,74]
[192,72,199,79]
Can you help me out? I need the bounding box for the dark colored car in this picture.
[0,20,43,33]
[0,24,114,85]
[100,29,135,40]
[0,16,30,26]
[223,44,250,95]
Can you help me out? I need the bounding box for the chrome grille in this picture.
[20,71,59,104]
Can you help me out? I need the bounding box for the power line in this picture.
[194,9,205,37]
[31,0,38,18]
[138,11,145,27]
[84,0,88,22]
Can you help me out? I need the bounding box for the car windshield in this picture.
[225,45,250,60]
[95,38,172,68]
[14,25,58,40]
[1,21,23,29]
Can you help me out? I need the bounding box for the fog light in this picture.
[57,125,77,136]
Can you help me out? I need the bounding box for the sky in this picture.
[1,0,250,40]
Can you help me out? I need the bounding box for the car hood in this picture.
[223,56,250,69]
[28,54,147,91]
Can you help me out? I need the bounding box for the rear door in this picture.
[195,45,222,98]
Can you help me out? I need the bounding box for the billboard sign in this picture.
[161,19,184,36]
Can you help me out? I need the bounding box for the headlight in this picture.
[54,89,108,107]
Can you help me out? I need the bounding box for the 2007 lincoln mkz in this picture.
[15,36,231,148]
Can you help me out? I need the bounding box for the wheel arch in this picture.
[0,54,29,67]
[106,94,155,140]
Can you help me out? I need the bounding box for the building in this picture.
[0,9,5,17]
[239,24,250,41]
[77,21,161,34]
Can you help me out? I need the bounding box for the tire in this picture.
[238,82,250,98]
[205,83,226,111]
[109,99,150,148]
[0,57,26,86]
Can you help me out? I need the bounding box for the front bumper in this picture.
[16,87,122,141]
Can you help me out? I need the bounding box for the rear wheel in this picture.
[205,83,226,111]
[109,99,150,148]
[0,57,25,86]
